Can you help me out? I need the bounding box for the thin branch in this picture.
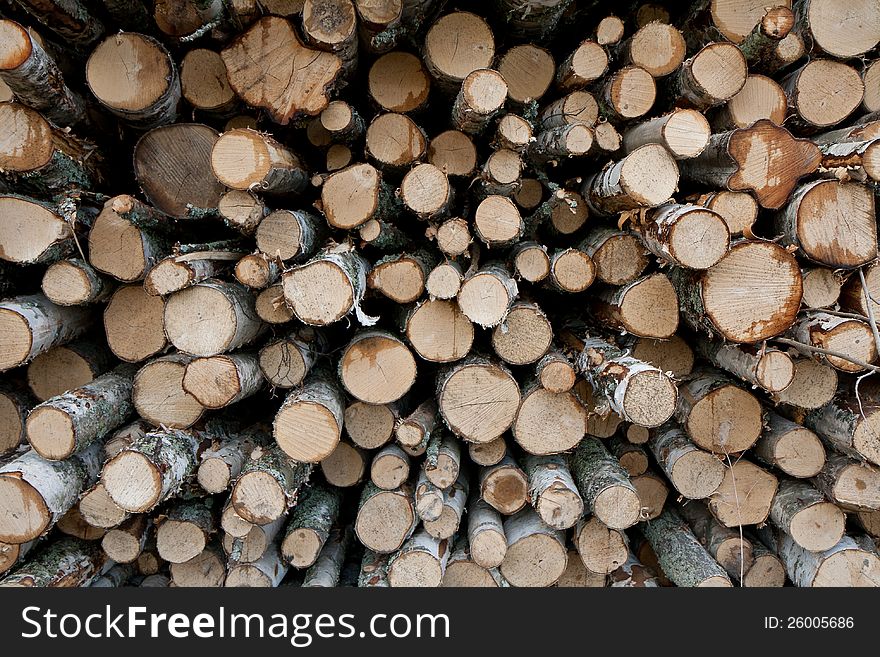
[772,337,880,373]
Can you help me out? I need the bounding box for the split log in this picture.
[221,16,341,124]
[132,354,204,429]
[575,515,629,575]
[754,413,826,479]
[355,481,416,553]
[499,507,567,587]
[436,357,521,444]
[0,294,93,372]
[478,455,528,515]
[812,453,880,512]
[775,180,876,269]
[694,338,794,393]
[641,507,732,587]
[0,443,101,543]
[770,479,845,552]
[670,239,802,343]
[0,537,108,587]
[280,484,341,568]
[231,443,312,525]
[26,364,136,460]
[708,458,778,527]
[212,129,308,195]
[86,33,180,130]
[164,279,266,357]
[133,123,225,218]
[570,438,641,530]
[320,441,367,488]
[649,424,725,500]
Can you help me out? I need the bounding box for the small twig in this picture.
[773,337,880,373]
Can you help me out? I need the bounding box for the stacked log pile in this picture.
[1,0,880,588]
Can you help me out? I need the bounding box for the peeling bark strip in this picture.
[221,16,343,124]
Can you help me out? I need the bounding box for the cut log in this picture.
[212,129,308,195]
[355,481,416,553]
[414,470,443,522]
[691,190,758,237]
[153,0,223,41]
[799,267,841,310]
[301,0,358,78]
[775,179,876,269]
[423,11,495,92]
[608,553,659,587]
[582,144,679,215]
[473,196,523,248]
[0,539,33,576]
[457,264,518,329]
[143,242,244,297]
[400,164,452,222]
[440,539,503,588]
[434,217,472,256]
[371,443,410,490]
[498,44,554,105]
[226,546,288,587]
[495,115,533,154]
[670,239,802,343]
[695,338,794,393]
[425,261,462,300]
[320,440,367,488]
[600,65,657,121]
[0,443,101,543]
[0,537,108,587]
[762,529,880,587]
[754,413,825,479]
[468,496,507,569]
[280,484,341,568]
[497,0,570,41]
[368,51,430,113]
[345,400,396,450]
[254,285,294,324]
[231,443,312,524]
[451,69,507,136]
[339,330,416,405]
[365,113,426,172]
[156,498,216,564]
[571,437,641,530]
[679,501,754,579]
[556,39,608,92]
[491,301,553,366]
[368,250,434,304]
[609,437,648,477]
[218,190,267,236]
[592,273,679,339]
[499,507,567,587]
[812,453,880,512]
[559,550,607,587]
[26,364,136,461]
[221,16,341,124]
[575,515,629,575]
[714,75,787,131]
[479,455,528,515]
[631,470,668,520]
[423,432,460,489]
[169,544,226,587]
[596,15,625,45]
[234,253,280,290]
[708,458,778,527]
[468,438,507,467]
[197,427,267,494]
[133,123,225,218]
[282,244,371,326]
[395,398,437,451]
[132,354,204,429]
[428,131,477,178]
[180,49,238,117]
[102,428,202,513]
[802,381,880,466]
[55,503,104,541]
[511,242,550,283]
[641,507,732,587]
[387,529,448,587]
[523,454,583,530]
[574,334,678,428]
[274,368,344,463]
[0,195,85,266]
[164,279,266,357]
[775,357,838,410]
[623,21,685,78]
[0,383,33,456]
[436,357,521,443]
[258,329,319,390]
[535,352,576,393]
[481,149,522,197]
[302,527,350,587]
[649,424,725,499]
[423,471,468,539]
[634,203,729,269]
[183,353,264,409]
[0,294,93,372]
[781,59,864,131]
[791,312,877,373]
[770,479,845,552]
[623,109,711,160]
[668,42,747,110]
[0,20,85,128]
[41,259,110,307]
[81,483,130,531]
[540,91,598,130]
[513,382,587,455]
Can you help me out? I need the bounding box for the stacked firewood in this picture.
[1,0,880,588]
